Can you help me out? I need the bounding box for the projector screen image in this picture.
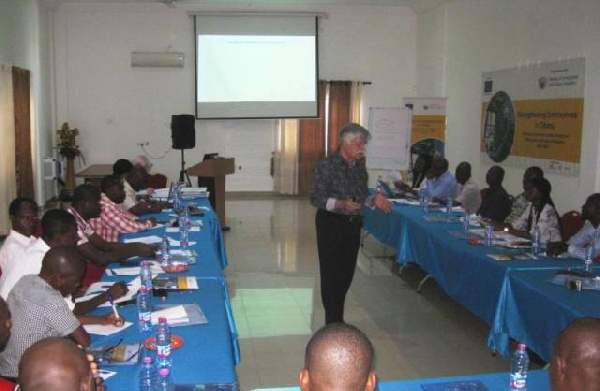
[195,15,318,119]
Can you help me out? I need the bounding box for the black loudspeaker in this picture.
[171,114,196,150]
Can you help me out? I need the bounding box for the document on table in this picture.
[106,261,163,276]
[167,239,197,247]
[151,305,189,325]
[391,199,420,205]
[123,235,162,245]
[151,304,208,327]
[84,321,133,336]
[166,226,200,233]
[75,277,141,305]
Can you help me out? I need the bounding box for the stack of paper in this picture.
[84,321,133,336]
[123,235,162,245]
[151,305,189,325]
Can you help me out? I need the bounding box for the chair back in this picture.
[561,210,584,242]
[145,173,168,189]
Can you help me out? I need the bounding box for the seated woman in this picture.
[509,177,562,244]
[478,165,512,223]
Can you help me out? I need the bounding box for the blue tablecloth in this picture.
[251,370,550,391]
[363,203,589,323]
[487,268,600,361]
[91,199,238,390]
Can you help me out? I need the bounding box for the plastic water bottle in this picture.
[445,196,453,214]
[156,367,174,391]
[485,225,494,246]
[179,208,189,251]
[140,260,153,290]
[463,211,470,238]
[585,244,593,273]
[136,286,152,333]
[509,344,529,390]
[139,356,155,391]
[419,189,426,211]
[156,317,172,369]
[160,235,171,264]
[172,182,181,214]
[532,225,541,256]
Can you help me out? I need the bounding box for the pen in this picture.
[107,294,121,322]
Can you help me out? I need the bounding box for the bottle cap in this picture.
[142,356,152,364]
[517,343,526,350]
[158,368,170,376]
[159,316,167,323]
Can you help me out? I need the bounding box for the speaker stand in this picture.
[178,149,192,187]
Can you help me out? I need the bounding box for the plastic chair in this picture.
[561,210,584,242]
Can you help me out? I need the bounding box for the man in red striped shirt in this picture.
[90,175,156,243]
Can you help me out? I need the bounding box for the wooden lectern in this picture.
[186,158,235,230]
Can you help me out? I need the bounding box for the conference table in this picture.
[252,370,550,391]
[363,200,594,358]
[488,268,600,362]
[88,197,240,390]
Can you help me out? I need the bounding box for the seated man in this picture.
[454,162,481,214]
[120,166,163,216]
[425,158,457,204]
[506,166,544,224]
[68,184,156,285]
[90,175,156,242]
[548,193,600,258]
[300,323,376,391]
[550,317,600,391]
[478,165,512,223]
[0,246,123,378]
[19,338,100,391]
[0,209,126,316]
[0,198,38,276]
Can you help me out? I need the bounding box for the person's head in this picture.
[550,317,600,391]
[413,154,433,175]
[0,297,11,352]
[125,166,148,191]
[524,177,552,205]
[72,184,101,220]
[337,123,371,162]
[19,337,93,391]
[39,246,85,297]
[41,209,78,247]
[132,155,152,172]
[581,194,600,227]
[486,165,505,187]
[101,175,126,204]
[523,166,544,190]
[455,162,472,185]
[8,197,38,236]
[112,159,133,177]
[431,157,449,177]
[300,323,376,391]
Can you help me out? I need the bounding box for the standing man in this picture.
[311,123,391,324]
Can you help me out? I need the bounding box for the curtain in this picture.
[350,82,362,124]
[297,81,327,195]
[12,67,34,199]
[0,65,17,234]
[274,119,300,195]
[327,81,351,155]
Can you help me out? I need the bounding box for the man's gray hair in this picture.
[338,123,371,148]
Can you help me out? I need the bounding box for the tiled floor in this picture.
[224,195,510,391]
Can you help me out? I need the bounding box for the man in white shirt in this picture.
[548,193,600,259]
[0,198,38,276]
[454,162,481,215]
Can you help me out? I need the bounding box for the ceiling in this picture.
[46,0,455,14]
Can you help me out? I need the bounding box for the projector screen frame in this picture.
[194,15,320,120]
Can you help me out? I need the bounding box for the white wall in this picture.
[52,3,417,191]
[417,0,600,213]
[0,0,53,204]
